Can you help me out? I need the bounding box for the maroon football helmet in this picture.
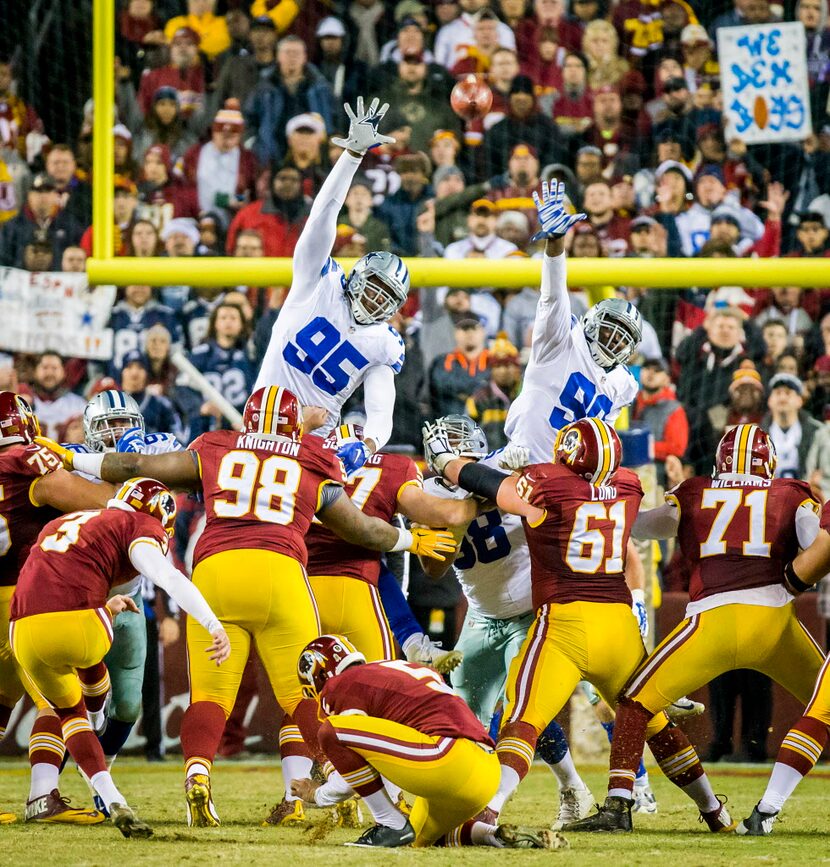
[715,423,777,479]
[554,418,622,486]
[325,423,364,448]
[243,386,303,441]
[0,392,41,447]
[114,477,178,537]
[297,635,366,696]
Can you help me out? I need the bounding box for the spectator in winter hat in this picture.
[315,17,370,114]
[113,124,139,180]
[680,23,719,93]
[433,0,516,69]
[138,26,206,117]
[378,13,435,65]
[791,211,830,257]
[283,113,329,197]
[131,86,198,166]
[212,15,278,109]
[764,372,825,479]
[161,217,200,256]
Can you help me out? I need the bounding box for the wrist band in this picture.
[784,562,811,593]
[390,528,413,552]
[73,452,105,478]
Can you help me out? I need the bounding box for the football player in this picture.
[566,424,825,833]
[269,422,479,826]
[418,414,594,829]
[424,417,731,836]
[67,390,185,808]
[254,97,409,476]
[0,392,114,825]
[291,635,557,849]
[10,477,229,838]
[41,385,455,826]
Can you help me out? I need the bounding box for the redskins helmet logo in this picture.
[559,428,582,459]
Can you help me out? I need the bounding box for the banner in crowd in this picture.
[0,268,115,360]
[719,22,812,145]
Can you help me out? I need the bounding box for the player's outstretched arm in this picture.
[397,484,478,528]
[290,97,395,301]
[789,528,830,592]
[32,467,115,512]
[129,540,230,664]
[317,493,456,560]
[631,503,680,540]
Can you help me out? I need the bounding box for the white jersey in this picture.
[504,253,639,465]
[68,432,185,597]
[423,453,532,620]
[255,152,405,439]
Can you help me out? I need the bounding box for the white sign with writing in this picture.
[719,22,812,144]
[0,269,116,359]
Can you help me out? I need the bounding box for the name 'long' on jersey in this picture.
[503,254,638,465]
[254,257,405,437]
[423,451,532,620]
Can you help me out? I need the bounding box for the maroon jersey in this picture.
[668,476,817,603]
[305,448,421,585]
[190,431,346,568]
[0,443,62,587]
[820,498,830,532]
[11,507,168,619]
[321,660,493,747]
[517,463,643,608]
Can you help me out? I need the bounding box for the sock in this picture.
[97,717,134,760]
[362,788,408,830]
[180,701,226,770]
[91,770,125,810]
[377,563,422,647]
[279,714,314,802]
[383,776,402,803]
[680,774,720,813]
[488,764,521,813]
[647,722,716,811]
[601,720,615,742]
[635,760,648,784]
[608,697,651,795]
[759,716,829,814]
[78,663,110,713]
[471,821,503,847]
[57,705,107,781]
[185,758,211,779]
[28,714,65,800]
[548,750,585,790]
[536,719,569,765]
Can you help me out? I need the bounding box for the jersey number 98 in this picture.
[214,450,303,525]
[283,317,370,396]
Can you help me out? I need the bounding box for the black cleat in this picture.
[736,803,778,837]
[563,795,633,833]
[345,819,415,848]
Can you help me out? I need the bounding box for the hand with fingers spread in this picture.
[530,180,587,242]
[207,628,231,666]
[332,97,396,156]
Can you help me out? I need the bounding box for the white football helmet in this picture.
[345,251,410,325]
[430,414,489,459]
[83,390,145,452]
[582,298,643,369]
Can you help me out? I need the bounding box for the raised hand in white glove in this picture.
[498,443,531,470]
[332,97,395,156]
[530,179,587,242]
[422,421,456,476]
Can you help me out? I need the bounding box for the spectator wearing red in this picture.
[708,181,786,257]
[137,144,199,227]
[114,124,140,181]
[179,101,257,220]
[487,143,541,235]
[80,178,139,256]
[117,0,166,86]
[138,27,206,118]
[0,56,44,161]
[581,84,646,175]
[461,47,516,151]
[612,0,665,62]
[619,70,652,141]
[449,9,504,77]
[633,357,689,486]
[789,211,830,259]
[520,26,566,97]
[282,112,329,198]
[515,0,566,59]
[549,52,593,136]
[226,164,309,256]
[582,180,631,256]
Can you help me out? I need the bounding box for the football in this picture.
[450,75,493,121]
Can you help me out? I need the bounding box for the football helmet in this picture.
[114,477,177,537]
[429,414,488,460]
[327,423,364,447]
[554,418,622,486]
[298,635,366,696]
[345,251,410,325]
[0,392,40,447]
[83,389,145,453]
[715,423,777,479]
[582,298,642,369]
[243,386,303,441]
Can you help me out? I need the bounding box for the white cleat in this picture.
[632,782,658,814]
[552,785,595,830]
[666,696,705,723]
[404,634,462,674]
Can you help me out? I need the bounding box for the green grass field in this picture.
[0,758,827,865]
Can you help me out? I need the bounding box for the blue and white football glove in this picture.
[422,421,456,476]
[530,180,587,242]
[631,589,649,640]
[337,440,371,476]
[116,427,147,454]
[332,97,395,155]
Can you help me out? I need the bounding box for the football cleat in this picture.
[632,782,658,814]
[404,634,463,674]
[563,795,633,833]
[263,797,307,826]
[496,824,568,849]
[110,803,153,838]
[345,819,416,848]
[552,785,595,829]
[0,809,17,824]
[333,797,363,828]
[25,789,105,824]
[736,803,778,836]
[185,774,220,827]
[666,696,706,723]
[700,796,737,833]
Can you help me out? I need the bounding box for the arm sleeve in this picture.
[530,253,573,366]
[632,503,680,540]
[362,365,396,450]
[129,540,221,634]
[288,151,363,302]
[796,504,821,550]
